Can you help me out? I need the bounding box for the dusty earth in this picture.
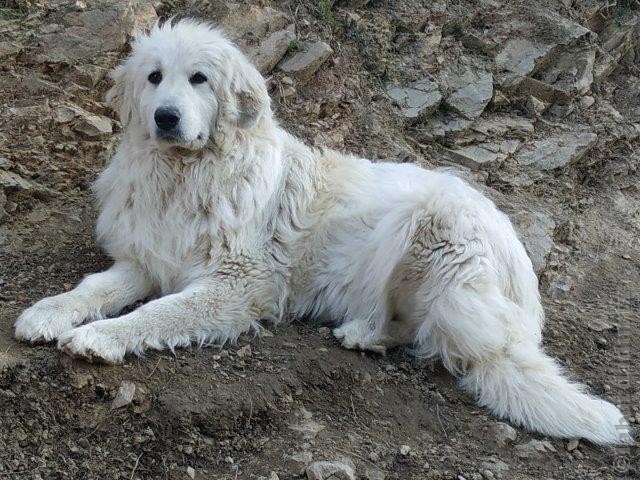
[0,0,639,479]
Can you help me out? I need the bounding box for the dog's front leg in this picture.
[56,275,266,364]
[15,261,153,343]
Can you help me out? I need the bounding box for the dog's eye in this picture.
[148,71,162,85]
[189,72,207,85]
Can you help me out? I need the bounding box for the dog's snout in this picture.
[154,107,180,131]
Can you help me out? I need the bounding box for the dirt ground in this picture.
[0,0,638,479]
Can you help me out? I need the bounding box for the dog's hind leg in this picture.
[415,271,633,445]
[15,261,153,343]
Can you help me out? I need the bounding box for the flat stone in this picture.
[515,439,556,458]
[539,46,596,95]
[52,102,113,137]
[515,131,598,170]
[386,79,442,121]
[490,422,518,445]
[423,113,473,139]
[495,38,550,77]
[472,115,535,136]
[289,408,325,440]
[52,105,77,123]
[501,75,568,104]
[587,319,615,332]
[548,275,574,298]
[250,24,296,74]
[362,465,385,480]
[566,438,580,451]
[512,211,555,274]
[443,71,493,120]
[481,457,510,473]
[0,170,33,192]
[526,95,548,117]
[306,460,355,480]
[579,95,595,109]
[445,145,501,170]
[500,139,521,155]
[71,63,108,87]
[280,41,333,83]
[110,381,136,410]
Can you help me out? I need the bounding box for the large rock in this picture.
[495,38,550,77]
[515,131,598,170]
[280,41,333,83]
[538,46,596,95]
[250,24,296,74]
[593,16,639,83]
[52,103,113,137]
[0,170,33,193]
[488,7,591,81]
[386,79,442,121]
[441,69,493,120]
[34,0,156,69]
[219,4,290,42]
[512,211,555,274]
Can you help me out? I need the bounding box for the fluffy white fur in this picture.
[15,20,633,445]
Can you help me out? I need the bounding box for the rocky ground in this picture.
[0,0,639,479]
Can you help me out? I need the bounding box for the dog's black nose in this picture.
[154,107,180,131]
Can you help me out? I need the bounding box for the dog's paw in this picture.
[57,324,126,365]
[15,297,83,343]
[333,323,387,355]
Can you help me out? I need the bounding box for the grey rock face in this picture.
[386,79,442,121]
[280,42,333,83]
[515,132,598,170]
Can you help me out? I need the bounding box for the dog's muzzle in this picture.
[154,107,183,141]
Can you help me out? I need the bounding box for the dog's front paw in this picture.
[57,323,126,365]
[15,297,84,343]
[333,323,387,355]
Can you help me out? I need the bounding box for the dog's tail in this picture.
[460,339,633,445]
[415,277,633,445]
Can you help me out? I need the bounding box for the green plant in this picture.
[288,38,300,52]
[318,0,335,26]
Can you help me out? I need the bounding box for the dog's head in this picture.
[107,19,271,151]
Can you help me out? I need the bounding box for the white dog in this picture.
[15,20,632,445]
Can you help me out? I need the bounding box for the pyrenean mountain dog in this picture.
[15,20,632,445]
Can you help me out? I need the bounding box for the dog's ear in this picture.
[106,64,134,127]
[232,63,271,130]
[236,88,268,129]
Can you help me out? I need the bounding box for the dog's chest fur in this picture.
[93,140,287,293]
